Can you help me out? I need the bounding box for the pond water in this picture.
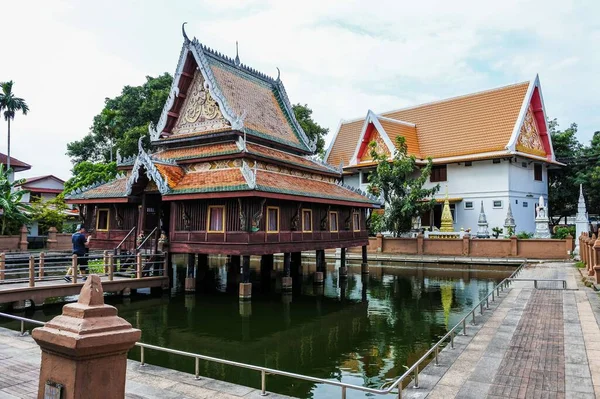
[2,256,513,399]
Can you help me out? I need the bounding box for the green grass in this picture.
[575,261,586,269]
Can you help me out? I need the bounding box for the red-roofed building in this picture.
[65,26,378,296]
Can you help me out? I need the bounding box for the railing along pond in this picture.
[0,263,567,399]
[0,251,167,286]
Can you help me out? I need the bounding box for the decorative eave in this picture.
[240,160,256,189]
[273,76,316,152]
[335,180,383,205]
[64,172,128,201]
[126,138,171,195]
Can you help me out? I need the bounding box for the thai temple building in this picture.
[65,25,379,296]
[326,77,561,235]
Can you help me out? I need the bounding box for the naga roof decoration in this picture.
[65,25,376,207]
[149,24,316,153]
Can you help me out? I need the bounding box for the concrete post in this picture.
[361,245,369,274]
[591,239,600,277]
[376,233,383,252]
[72,255,78,284]
[580,234,586,264]
[0,253,5,281]
[136,252,143,279]
[282,253,292,291]
[462,234,470,256]
[417,233,424,255]
[184,253,195,293]
[32,276,141,399]
[510,235,518,256]
[314,249,325,285]
[103,250,109,274]
[19,225,28,251]
[29,255,35,288]
[239,255,252,301]
[108,253,114,281]
[291,252,302,278]
[339,248,348,278]
[39,252,45,280]
[566,235,574,255]
[47,227,58,250]
[589,236,596,272]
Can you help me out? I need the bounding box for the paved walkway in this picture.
[0,328,291,399]
[403,262,600,399]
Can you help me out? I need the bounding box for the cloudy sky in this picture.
[1,0,598,180]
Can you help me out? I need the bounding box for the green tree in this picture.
[293,104,328,155]
[66,74,173,164]
[0,81,29,171]
[577,130,600,214]
[63,162,118,196]
[0,165,31,235]
[547,119,584,225]
[367,136,440,236]
[30,197,68,234]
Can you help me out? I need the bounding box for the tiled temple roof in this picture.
[170,168,248,194]
[66,173,129,200]
[153,142,241,161]
[327,81,531,166]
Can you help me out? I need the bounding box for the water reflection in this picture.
[3,257,511,399]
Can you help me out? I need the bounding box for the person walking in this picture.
[64,225,91,282]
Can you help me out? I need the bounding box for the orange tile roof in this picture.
[171,168,248,194]
[245,143,339,174]
[328,81,530,166]
[210,63,304,149]
[379,119,420,158]
[67,175,129,200]
[153,142,241,161]
[155,163,185,187]
[255,170,376,204]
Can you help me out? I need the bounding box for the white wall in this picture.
[345,157,548,234]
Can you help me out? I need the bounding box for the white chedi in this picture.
[534,195,551,239]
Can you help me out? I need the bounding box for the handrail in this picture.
[116,226,137,253]
[507,278,567,289]
[136,227,158,252]
[0,263,529,399]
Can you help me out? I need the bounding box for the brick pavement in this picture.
[403,262,600,399]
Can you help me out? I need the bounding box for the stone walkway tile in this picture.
[427,384,460,399]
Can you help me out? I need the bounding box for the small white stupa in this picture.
[575,184,588,255]
[476,201,490,238]
[534,195,551,238]
[503,203,516,237]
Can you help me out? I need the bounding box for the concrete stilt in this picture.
[339,247,348,278]
[282,253,292,291]
[361,245,369,274]
[260,254,273,291]
[184,253,196,293]
[315,249,325,285]
[239,255,251,301]
[195,254,208,290]
[291,252,302,277]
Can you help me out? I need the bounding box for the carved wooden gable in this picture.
[359,127,390,162]
[516,106,546,157]
[171,70,230,135]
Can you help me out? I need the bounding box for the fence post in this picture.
[103,250,109,274]
[136,252,142,279]
[39,252,45,280]
[72,254,78,284]
[108,253,114,281]
[19,225,28,251]
[163,253,168,277]
[29,255,35,288]
[0,253,5,281]
[47,227,58,250]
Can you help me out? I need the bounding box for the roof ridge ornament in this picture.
[182,22,190,44]
[235,41,240,67]
[240,160,256,189]
[276,67,281,82]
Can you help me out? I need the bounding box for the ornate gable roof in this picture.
[149,24,315,154]
[327,78,559,167]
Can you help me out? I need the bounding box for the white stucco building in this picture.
[326,76,561,235]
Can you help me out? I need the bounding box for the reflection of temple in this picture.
[65,25,378,300]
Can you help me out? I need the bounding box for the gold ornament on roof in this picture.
[440,186,454,232]
[516,107,545,156]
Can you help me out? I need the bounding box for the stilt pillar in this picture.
[282,253,292,291]
[291,252,302,277]
[184,253,196,293]
[260,254,273,291]
[339,247,348,278]
[361,245,369,274]
[239,255,252,301]
[314,249,325,285]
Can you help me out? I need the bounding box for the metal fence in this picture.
[0,263,563,399]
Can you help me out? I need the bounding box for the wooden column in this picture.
[239,255,252,301]
[339,248,348,278]
[282,253,292,291]
[361,245,369,274]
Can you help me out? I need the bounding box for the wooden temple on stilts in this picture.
[65,24,380,300]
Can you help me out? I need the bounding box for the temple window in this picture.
[330,211,339,232]
[361,171,372,184]
[207,205,225,233]
[534,164,543,181]
[493,200,503,209]
[464,201,474,210]
[302,209,312,232]
[96,209,110,231]
[430,165,447,182]
[353,211,361,232]
[267,207,279,233]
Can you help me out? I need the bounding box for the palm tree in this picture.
[0,81,29,171]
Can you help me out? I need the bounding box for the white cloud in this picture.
[0,0,598,181]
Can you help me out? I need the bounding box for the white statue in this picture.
[534,195,550,238]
